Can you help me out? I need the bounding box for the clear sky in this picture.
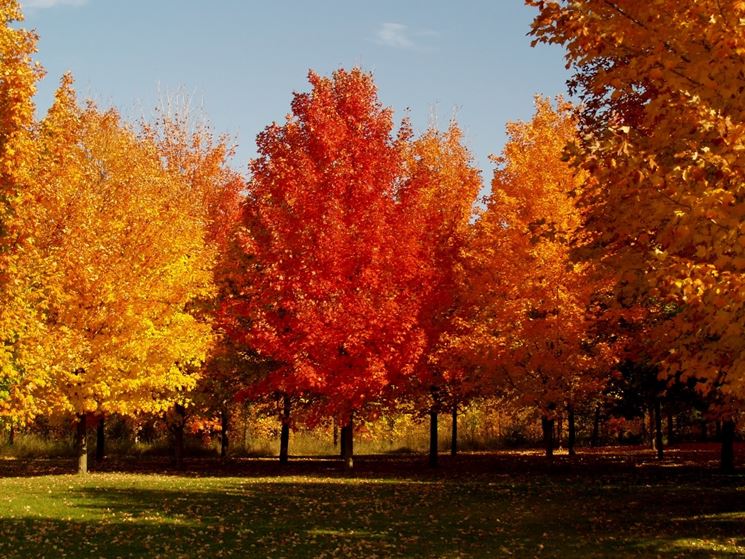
[21,0,570,195]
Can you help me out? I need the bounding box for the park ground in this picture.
[0,445,743,558]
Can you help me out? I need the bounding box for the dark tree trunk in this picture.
[342,416,354,470]
[8,423,14,446]
[654,398,663,459]
[340,424,348,458]
[95,416,105,462]
[429,407,438,468]
[541,416,554,458]
[75,413,88,475]
[387,416,395,447]
[220,408,229,460]
[451,404,458,456]
[590,404,601,448]
[567,404,576,457]
[556,415,563,449]
[721,419,735,474]
[667,410,674,445]
[640,408,647,442]
[279,395,290,465]
[173,403,185,468]
[242,402,249,451]
[715,420,722,441]
[333,419,338,448]
[699,420,708,442]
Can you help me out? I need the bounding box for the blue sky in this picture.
[21,0,570,194]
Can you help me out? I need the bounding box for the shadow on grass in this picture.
[0,471,744,558]
[3,444,744,484]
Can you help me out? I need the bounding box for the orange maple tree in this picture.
[458,98,608,456]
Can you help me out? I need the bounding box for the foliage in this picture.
[398,122,481,410]
[455,98,608,418]
[1,76,215,421]
[528,0,745,402]
[0,0,44,421]
[229,68,426,421]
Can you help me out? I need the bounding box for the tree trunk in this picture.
[451,404,458,456]
[721,419,735,474]
[8,423,14,446]
[699,420,708,442]
[590,404,601,448]
[429,407,438,468]
[648,408,656,449]
[340,424,348,458]
[333,419,338,448]
[567,404,576,457]
[279,394,290,465]
[654,398,663,459]
[541,416,554,458]
[220,408,229,460]
[342,416,354,470]
[95,416,105,462]
[715,420,722,441]
[556,415,563,449]
[173,404,185,468]
[242,402,250,451]
[667,410,674,445]
[75,413,88,475]
[640,408,647,442]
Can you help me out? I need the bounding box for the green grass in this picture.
[0,451,743,558]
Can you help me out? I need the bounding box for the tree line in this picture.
[0,0,741,473]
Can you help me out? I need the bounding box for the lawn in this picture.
[0,448,743,558]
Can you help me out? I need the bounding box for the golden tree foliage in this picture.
[529,0,745,399]
[0,0,44,417]
[141,107,243,252]
[142,106,250,418]
[2,76,215,421]
[0,0,40,199]
[459,98,605,415]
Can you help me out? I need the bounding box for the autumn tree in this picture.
[7,77,215,473]
[228,68,426,468]
[397,122,481,466]
[462,98,607,457]
[0,0,45,428]
[141,105,245,465]
[529,0,745,471]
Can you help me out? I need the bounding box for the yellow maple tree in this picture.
[141,105,245,464]
[0,0,45,424]
[6,76,216,471]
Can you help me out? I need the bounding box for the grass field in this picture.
[0,447,743,558]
